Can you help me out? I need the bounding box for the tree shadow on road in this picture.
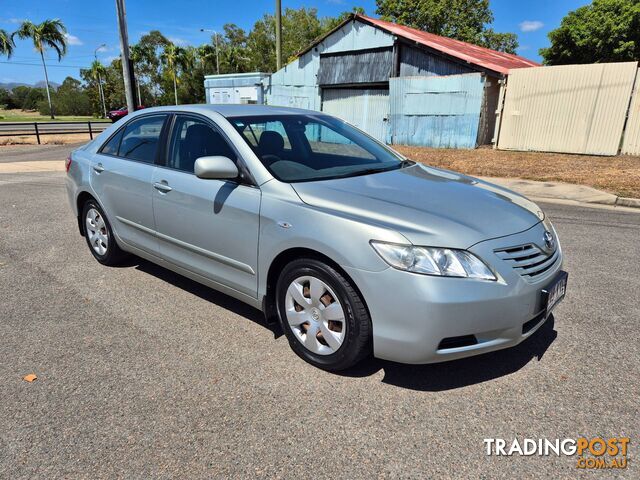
[339,316,558,391]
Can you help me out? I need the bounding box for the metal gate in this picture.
[321,88,390,142]
[389,73,484,148]
[498,62,638,155]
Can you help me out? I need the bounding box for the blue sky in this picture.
[0,0,590,85]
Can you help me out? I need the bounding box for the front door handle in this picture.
[153,181,172,193]
[93,163,105,173]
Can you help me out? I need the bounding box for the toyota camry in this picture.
[66,105,567,371]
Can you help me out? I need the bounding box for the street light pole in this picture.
[275,0,282,70]
[94,44,108,118]
[200,28,220,74]
[115,0,136,112]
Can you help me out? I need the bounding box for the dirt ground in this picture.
[0,133,94,146]
[395,145,640,199]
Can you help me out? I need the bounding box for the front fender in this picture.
[257,182,403,299]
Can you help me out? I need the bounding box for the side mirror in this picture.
[194,156,239,180]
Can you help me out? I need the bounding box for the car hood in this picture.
[291,164,544,249]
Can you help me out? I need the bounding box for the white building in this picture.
[204,72,270,105]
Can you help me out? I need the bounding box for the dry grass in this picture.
[395,146,640,199]
[0,133,93,146]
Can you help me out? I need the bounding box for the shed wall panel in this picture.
[622,69,640,155]
[318,49,392,85]
[498,62,638,155]
[389,74,484,148]
[400,45,475,77]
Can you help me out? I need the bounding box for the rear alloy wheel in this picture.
[82,200,128,266]
[276,258,372,371]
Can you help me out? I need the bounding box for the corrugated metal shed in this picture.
[390,73,484,148]
[322,88,390,142]
[622,69,640,155]
[318,48,392,86]
[400,45,474,77]
[351,15,538,75]
[498,62,638,156]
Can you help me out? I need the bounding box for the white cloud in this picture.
[519,20,544,33]
[96,45,110,53]
[168,36,189,46]
[103,55,120,63]
[64,33,83,46]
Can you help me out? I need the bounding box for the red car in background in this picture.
[107,106,145,122]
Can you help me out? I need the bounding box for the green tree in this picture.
[0,88,12,109]
[9,86,31,109]
[0,29,15,58]
[12,19,68,118]
[23,87,46,111]
[161,43,186,105]
[89,60,108,117]
[375,0,518,53]
[247,7,339,72]
[133,31,170,105]
[540,0,640,65]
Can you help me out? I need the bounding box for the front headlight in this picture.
[370,241,496,280]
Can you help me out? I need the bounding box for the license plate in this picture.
[542,271,568,317]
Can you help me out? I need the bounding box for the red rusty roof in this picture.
[357,14,539,75]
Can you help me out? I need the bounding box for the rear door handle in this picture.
[93,163,105,173]
[153,182,172,193]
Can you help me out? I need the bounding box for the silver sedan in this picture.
[66,105,567,370]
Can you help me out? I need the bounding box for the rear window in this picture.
[100,128,124,156]
[119,115,166,164]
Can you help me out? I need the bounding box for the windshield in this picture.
[228,113,406,182]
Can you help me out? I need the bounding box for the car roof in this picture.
[134,104,321,118]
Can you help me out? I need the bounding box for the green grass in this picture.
[0,109,100,123]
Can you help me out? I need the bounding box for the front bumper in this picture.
[343,222,564,364]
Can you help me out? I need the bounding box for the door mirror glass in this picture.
[194,156,239,179]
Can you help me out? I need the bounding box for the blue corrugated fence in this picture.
[389,73,484,148]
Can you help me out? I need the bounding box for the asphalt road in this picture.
[0,153,638,478]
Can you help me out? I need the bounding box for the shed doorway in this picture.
[321,88,390,143]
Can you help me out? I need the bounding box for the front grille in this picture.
[494,243,559,280]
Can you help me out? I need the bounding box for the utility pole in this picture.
[275,0,282,71]
[115,0,136,112]
[94,44,108,118]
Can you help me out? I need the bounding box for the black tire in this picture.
[275,258,372,371]
[81,200,128,266]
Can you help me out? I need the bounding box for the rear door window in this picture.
[118,115,167,164]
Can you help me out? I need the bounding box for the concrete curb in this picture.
[616,197,640,208]
[480,176,640,210]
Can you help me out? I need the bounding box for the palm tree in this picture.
[89,60,107,118]
[161,43,185,105]
[13,19,67,119]
[0,29,15,58]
